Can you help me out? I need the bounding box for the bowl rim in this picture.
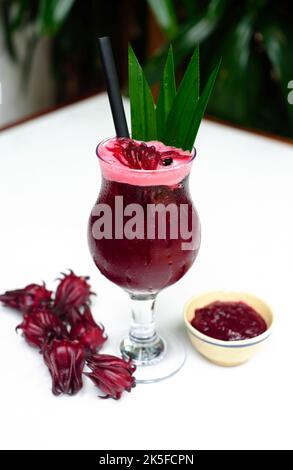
[183,290,274,348]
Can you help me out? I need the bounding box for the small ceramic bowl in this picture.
[184,291,274,366]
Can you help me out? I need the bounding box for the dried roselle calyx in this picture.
[110,138,192,170]
[85,354,136,400]
[17,309,67,349]
[86,353,136,373]
[15,283,52,312]
[64,306,83,326]
[0,283,52,313]
[54,271,93,317]
[112,139,161,170]
[43,338,85,396]
[70,305,107,355]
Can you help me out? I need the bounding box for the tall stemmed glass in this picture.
[88,138,200,382]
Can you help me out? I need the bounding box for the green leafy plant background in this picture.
[1,0,292,139]
[145,0,293,139]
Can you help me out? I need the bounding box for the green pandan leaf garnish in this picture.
[156,45,176,141]
[182,58,222,151]
[128,45,157,141]
[128,44,221,151]
[162,45,199,148]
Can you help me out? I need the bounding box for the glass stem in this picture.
[120,293,165,365]
[129,293,157,343]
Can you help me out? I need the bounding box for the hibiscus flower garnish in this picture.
[112,139,161,170]
[85,354,136,400]
[43,338,85,396]
[110,138,191,170]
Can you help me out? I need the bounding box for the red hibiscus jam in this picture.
[191,301,267,341]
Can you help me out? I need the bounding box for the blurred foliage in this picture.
[0,0,292,138]
[0,0,74,60]
[0,0,89,95]
[0,0,145,101]
[146,0,293,138]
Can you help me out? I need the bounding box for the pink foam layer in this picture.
[97,138,194,186]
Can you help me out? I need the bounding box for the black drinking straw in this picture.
[98,36,129,138]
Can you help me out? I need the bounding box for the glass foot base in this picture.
[120,333,166,366]
[104,329,186,384]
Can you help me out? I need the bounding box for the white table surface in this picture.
[0,93,292,450]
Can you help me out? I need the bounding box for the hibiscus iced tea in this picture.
[88,138,200,295]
